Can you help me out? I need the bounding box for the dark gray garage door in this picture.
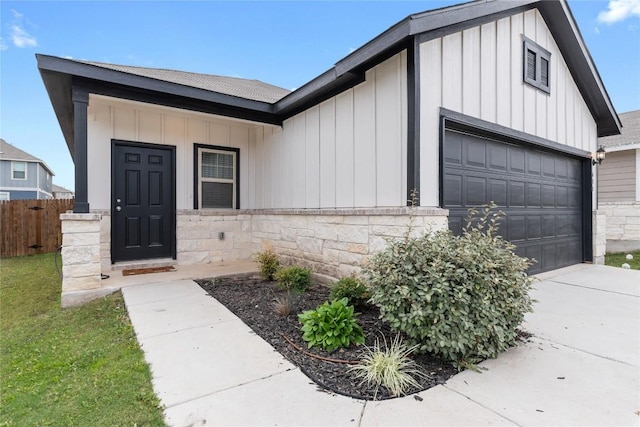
[443,129,583,274]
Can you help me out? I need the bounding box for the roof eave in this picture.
[537,0,621,137]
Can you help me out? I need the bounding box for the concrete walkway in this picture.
[121,265,640,426]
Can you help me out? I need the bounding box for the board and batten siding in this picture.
[419,9,598,207]
[86,95,270,210]
[599,150,637,202]
[254,52,408,209]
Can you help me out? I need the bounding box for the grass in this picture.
[0,253,165,426]
[605,250,640,270]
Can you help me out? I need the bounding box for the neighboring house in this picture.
[52,184,74,199]
[0,139,54,200]
[37,0,620,306]
[598,110,640,252]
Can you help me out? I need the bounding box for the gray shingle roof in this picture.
[0,139,43,162]
[0,139,55,175]
[599,110,640,148]
[77,60,291,103]
[52,184,72,193]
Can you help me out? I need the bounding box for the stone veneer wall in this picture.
[592,210,606,265]
[60,213,103,307]
[599,202,640,252]
[248,208,449,278]
[94,208,448,280]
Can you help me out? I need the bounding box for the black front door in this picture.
[112,141,175,263]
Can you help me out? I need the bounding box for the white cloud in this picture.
[10,25,37,48]
[0,38,7,51]
[598,0,640,24]
[594,26,600,34]
[11,9,23,19]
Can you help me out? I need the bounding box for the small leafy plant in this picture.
[330,276,370,308]
[275,265,311,293]
[298,298,365,352]
[253,249,280,281]
[349,334,427,399]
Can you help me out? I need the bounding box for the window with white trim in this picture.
[195,145,238,209]
[523,37,551,94]
[0,192,9,201]
[11,161,27,180]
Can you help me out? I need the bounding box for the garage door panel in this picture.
[509,181,526,207]
[527,215,542,239]
[527,183,542,207]
[489,179,508,206]
[556,158,568,179]
[508,215,526,242]
[542,155,555,178]
[489,145,508,171]
[556,186,568,207]
[466,177,487,205]
[444,174,463,206]
[526,152,542,176]
[443,130,584,274]
[444,134,463,165]
[466,140,487,168]
[509,148,526,174]
[542,185,555,207]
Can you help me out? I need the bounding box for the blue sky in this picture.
[1,1,639,192]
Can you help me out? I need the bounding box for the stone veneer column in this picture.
[592,210,606,264]
[60,213,102,306]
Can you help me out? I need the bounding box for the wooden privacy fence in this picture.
[0,199,74,258]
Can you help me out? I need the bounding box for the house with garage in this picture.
[37,0,620,305]
[598,110,640,252]
[0,139,55,200]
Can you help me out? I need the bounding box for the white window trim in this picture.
[11,161,27,180]
[523,37,551,94]
[197,148,237,209]
[0,192,10,201]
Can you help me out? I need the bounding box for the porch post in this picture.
[407,38,421,206]
[72,85,89,213]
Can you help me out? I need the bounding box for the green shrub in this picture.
[349,334,426,398]
[298,298,365,352]
[253,250,280,281]
[363,205,534,368]
[330,276,370,308]
[275,265,311,292]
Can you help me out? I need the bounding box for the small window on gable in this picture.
[523,37,551,94]
[11,162,27,180]
[194,144,239,209]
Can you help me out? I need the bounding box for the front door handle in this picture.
[116,206,122,212]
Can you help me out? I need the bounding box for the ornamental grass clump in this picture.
[363,205,534,368]
[349,334,427,399]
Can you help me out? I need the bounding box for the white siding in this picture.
[259,52,408,208]
[86,96,265,210]
[419,9,598,206]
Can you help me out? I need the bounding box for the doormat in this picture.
[122,266,176,276]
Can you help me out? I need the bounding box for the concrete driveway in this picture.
[122,264,640,426]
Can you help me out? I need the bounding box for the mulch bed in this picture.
[196,275,459,400]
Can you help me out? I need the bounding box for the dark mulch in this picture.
[196,275,458,400]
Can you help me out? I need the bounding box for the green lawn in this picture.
[605,251,640,270]
[0,254,165,426]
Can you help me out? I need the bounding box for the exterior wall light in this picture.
[593,146,606,165]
